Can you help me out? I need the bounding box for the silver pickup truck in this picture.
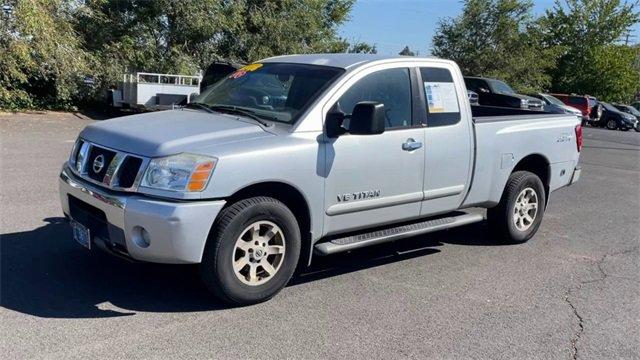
[59,54,582,305]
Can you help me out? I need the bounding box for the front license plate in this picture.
[71,220,91,249]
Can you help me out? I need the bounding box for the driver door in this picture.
[321,66,425,236]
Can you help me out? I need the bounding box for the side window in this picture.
[335,68,412,129]
[420,68,461,127]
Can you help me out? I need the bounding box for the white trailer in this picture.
[111,72,202,110]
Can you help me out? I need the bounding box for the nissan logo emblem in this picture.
[92,154,105,173]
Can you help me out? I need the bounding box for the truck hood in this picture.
[80,109,272,157]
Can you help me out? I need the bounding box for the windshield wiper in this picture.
[208,105,275,127]
[183,102,214,113]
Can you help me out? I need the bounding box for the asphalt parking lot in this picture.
[1,112,638,359]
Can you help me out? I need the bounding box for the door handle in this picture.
[402,138,423,151]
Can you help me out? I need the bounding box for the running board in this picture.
[314,212,485,256]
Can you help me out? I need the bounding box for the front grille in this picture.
[117,156,143,188]
[87,146,117,182]
[69,139,148,192]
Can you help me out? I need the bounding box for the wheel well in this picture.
[225,182,312,268]
[513,154,550,197]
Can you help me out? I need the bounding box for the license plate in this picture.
[71,220,91,249]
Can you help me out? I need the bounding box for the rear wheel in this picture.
[487,171,546,244]
[606,119,618,130]
[200,197,301,305]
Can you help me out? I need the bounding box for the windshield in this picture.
[542,94,565,106]
[602,102,619,112]
[488,79,515,94]
[193,63,344,124]
[615,104,640,116]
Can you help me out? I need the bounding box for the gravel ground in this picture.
[1,112,638,359]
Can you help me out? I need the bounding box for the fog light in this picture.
[132,226,151,248]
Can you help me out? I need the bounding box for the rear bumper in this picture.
[569,166,581,186]
[59,164,225,264]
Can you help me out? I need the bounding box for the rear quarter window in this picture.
[568,96,587,106]
[421,68,461,127]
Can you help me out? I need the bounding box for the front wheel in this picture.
[606,119,618,130]
[487,171,546,244]
[200,197,301,305]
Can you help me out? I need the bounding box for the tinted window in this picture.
[195,63,344,124]
[464,78,488,93]
[488,79,515,94]
[421,68,461,127]
[568,96,587,106]
[336,68,412,129]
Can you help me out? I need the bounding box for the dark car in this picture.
[613,104,640,132]
[464,77,544,111]
[600,102,637,131]
[527,93,583,117]
[631,102,640,111]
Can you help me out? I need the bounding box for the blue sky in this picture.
[339,0,640,55]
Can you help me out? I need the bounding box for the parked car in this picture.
[631,102,640,111]
[550,93,602,124]
[464,76,544,110]
[600,102,637,131]
[60,54,582,305]
[613,104,640,132]
[201,60,244,91]
[467,90,479,105]
[527,93,582,117]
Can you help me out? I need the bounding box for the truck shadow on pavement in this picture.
[1,217,505,319]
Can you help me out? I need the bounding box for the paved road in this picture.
[1,112,638,359]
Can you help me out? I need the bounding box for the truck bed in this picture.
[462,108,581,208]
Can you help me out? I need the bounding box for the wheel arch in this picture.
[512,153,551,202]
[217,181,314,268]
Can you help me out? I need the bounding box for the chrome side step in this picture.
[314,212,485,256]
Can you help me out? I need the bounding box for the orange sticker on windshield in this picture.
[229,63,263,79]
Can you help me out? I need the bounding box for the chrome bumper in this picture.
[59,165,226,264]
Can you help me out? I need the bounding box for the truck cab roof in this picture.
[260,53,440,70]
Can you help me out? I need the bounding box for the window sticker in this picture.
[229,63,264,79]
[424,82,459,113]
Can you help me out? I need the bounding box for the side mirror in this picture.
[348,101,386,135]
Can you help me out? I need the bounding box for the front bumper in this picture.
[59,165,226,264]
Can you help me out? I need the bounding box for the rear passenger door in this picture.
[321,66,425,235]
[418,66,474,215]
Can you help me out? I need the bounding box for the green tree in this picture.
[72,0,359,98]
[575,45,640,102]
[540,0,640,101]
[431,0,558,92]
[0,0,91,110]
[399,46,415,56]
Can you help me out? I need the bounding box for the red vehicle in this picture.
[550,94,602,123]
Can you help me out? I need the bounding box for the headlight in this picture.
[520,99,529,109]
[141,153,217,192]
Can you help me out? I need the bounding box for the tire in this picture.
[635,125,640,132]
[200,197,301,305]
[606,119,618,130]
[487,171,546,244]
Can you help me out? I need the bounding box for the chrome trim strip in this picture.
[326,191,423,216]
[423,184,465,200]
